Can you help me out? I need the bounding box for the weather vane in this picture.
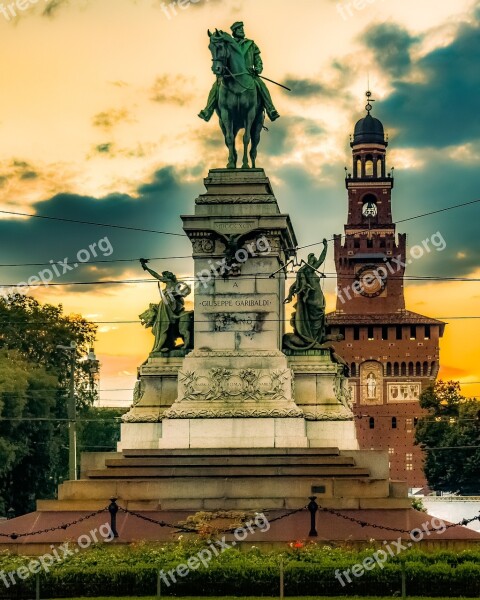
[365,90,375,114]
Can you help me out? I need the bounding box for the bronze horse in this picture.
[208,30,265,169]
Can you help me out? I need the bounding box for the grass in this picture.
[65,597,480,600]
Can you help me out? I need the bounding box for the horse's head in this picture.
[208,29,232,77]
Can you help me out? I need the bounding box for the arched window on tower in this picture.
[408,362,414,376]
[386,362,392,376]
[377,158,383,178]
[401,362,407,376]
[365,155,374,177]
[351,363,357,377]
[394,362,399,376]
[369,417,375,429]
[416,362,422,376]
[423,361,429,376]
[356,158,362,178]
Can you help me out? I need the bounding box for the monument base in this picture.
[158,417,308,449]
[42,446,411,511]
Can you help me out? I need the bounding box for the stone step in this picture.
[86,465,370,479]
[58,476,390,502]
[121,447,341,458]
[104,455,356,469]
[37,495,412,512]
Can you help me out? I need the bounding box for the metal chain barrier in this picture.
[320,504,480,534]
[2,496,479,540]
[0,507,108,540]
[120,504,307,535]
[118,507,199,533]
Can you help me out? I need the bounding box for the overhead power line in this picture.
[297,198,480,250]
[0,209,187,237]
[1,273,480,288]
[0,256,192,268]
[1,316,480,326]
[0,197,478,258]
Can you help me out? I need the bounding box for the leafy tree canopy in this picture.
[416,380,480,495]
[0,294,99,515]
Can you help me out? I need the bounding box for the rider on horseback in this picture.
[198,21,280,123]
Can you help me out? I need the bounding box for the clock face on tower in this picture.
[362,201,377,217]
[356,264,387,298]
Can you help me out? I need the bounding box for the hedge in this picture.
[0,560,479,598]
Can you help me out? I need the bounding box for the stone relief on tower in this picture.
[387,382,421,403]
[360,361,383,405]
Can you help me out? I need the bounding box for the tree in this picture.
[0,294,98,515]
[77,407,126,458]
[415,381,480,495]
[0,294,97,409]
[0,349,59,515]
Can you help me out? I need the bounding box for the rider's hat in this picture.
[231,21,244,33]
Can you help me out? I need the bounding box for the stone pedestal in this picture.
[118,356,183,450]
[119,168,358,451]
[153,168,310,447]
[286,349,358,450]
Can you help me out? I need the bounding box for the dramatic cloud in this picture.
[92,109,133,131]
[374,18,480,148]
[150,75,196,106]
[363,23,419,77]
[0,159,78,207]
[94,143,114,155]
[1,160,39,184]
[0,167,196,290]
[42,0,69,18]
[282,78,334,99]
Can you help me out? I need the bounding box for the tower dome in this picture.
[351,91,388,147]
[352,113,386,145]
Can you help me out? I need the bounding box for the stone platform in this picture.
[33,447,410,512]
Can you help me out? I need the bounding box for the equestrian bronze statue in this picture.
[199,22,281,169]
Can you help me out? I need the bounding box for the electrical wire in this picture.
[297,198,480,250]
[1,272,479,287]
[0,197,478,265]
[0,209,187,237]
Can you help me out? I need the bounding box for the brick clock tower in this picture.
[327,93,445,489]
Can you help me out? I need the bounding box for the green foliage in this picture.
[0,294,98,516]
[77,407,125,455]
[415,380,480,494]
[0,349,59,515]
[1,545,480,598]
[411,496,427,512]
[0,294,97,408]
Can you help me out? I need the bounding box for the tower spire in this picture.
[365,90,375,115]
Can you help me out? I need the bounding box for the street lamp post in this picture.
[57,342,99,481]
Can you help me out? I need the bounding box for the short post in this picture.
[108,498,119,538]
[36,572,40,600]
[157,570,162,598]
[307,496,318,537]
[279,557,284,600]
[401,561,406,599]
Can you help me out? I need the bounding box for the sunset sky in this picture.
[1,0,479,405]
